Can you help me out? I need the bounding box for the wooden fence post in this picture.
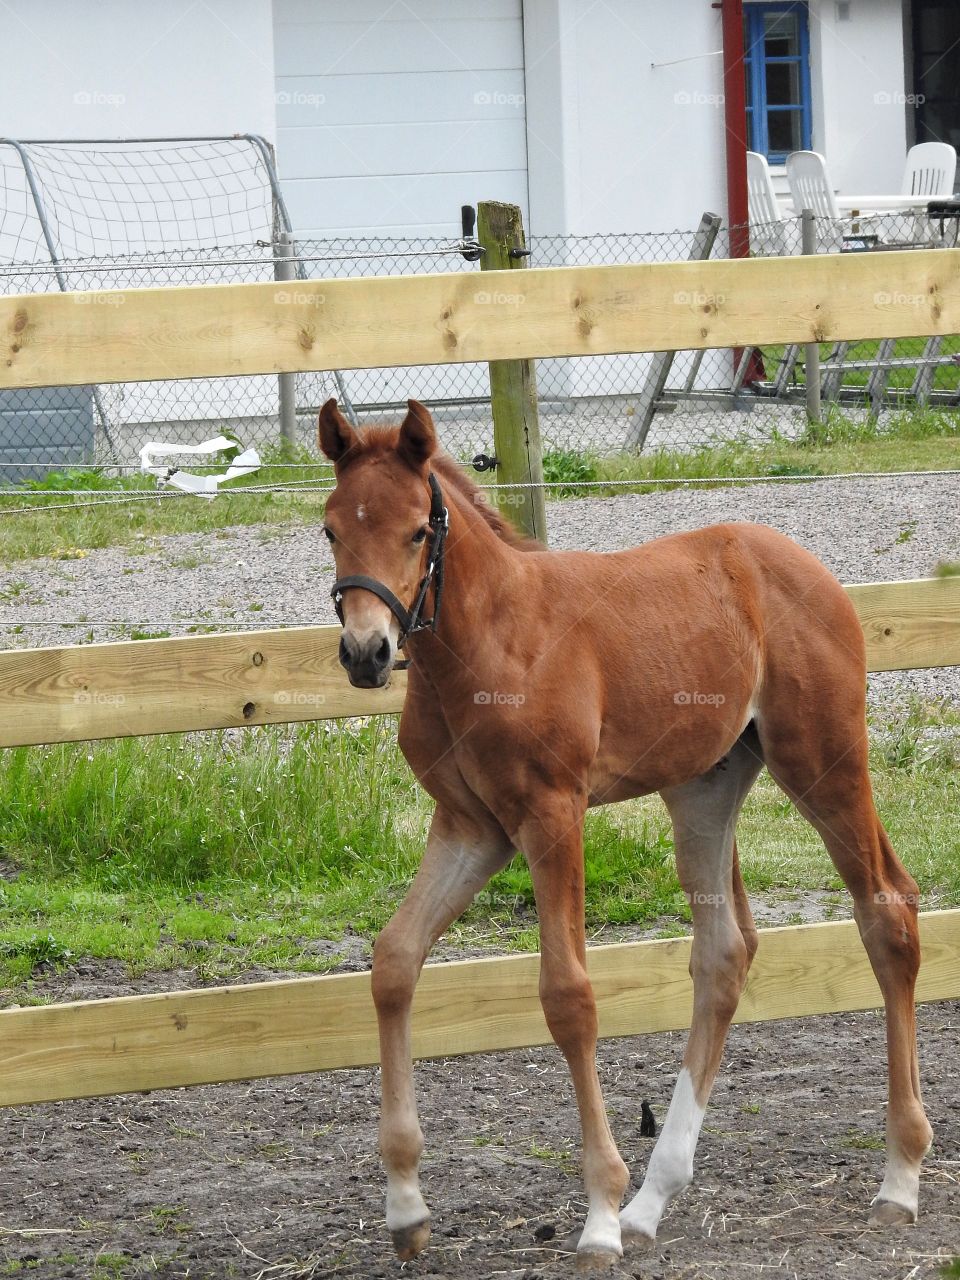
[801,209,822,427]
[476,201,548,543]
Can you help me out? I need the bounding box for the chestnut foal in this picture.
[318,400,931,1270]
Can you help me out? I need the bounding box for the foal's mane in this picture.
[356,427,544,552]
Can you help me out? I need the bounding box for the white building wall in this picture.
[526,0,909,235]
[808,0,907,198]
[524,0,911,404]
[525,0,728,237]
[0,0,276,141]
[272,0,528,239]
[524,0,729,400]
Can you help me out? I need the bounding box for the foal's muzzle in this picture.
[339,629,394,688]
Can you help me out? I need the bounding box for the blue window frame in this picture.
[744,2,812,164]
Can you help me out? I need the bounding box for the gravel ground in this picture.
[1,472,958,706]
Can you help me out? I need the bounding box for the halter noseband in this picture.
[330,472,449,655]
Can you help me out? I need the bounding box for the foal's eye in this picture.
[411,528,428,545]
[323,527,335,544]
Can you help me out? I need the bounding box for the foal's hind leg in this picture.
[620,732,763,1248]
[758,724,932,1224]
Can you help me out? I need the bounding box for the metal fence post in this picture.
[625,211,722,452]
[275,230,298,447]
[476,201,547,543]
[801,209,821,427]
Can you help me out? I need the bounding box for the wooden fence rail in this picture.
[1,911,957,1107]
[0,576,956,748]
[2,248,959,389]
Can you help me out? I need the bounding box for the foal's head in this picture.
[319,399,440,688]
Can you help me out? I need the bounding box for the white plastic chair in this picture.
[901,142,956,197]
[747,151,781,223]
[785,150,840,219]
[734,154,798,395]
[746,151,789,256]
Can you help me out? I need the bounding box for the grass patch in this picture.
[0,697,956,992]
[0,719,417,889]
[840,1129,885,1151]
[0,446,333,564]
[541,447,601,496]
[0,408,956,564]
[595,407,959,496]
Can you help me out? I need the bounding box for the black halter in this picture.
[330,472,449,655]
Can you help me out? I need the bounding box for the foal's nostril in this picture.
[339,635,351,668]
[375,636,391,668]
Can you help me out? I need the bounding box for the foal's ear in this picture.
[318,399,360,466]
[397,399,437,469]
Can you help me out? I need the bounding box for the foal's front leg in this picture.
[518,798,630,1270]
[371,805,512,1259]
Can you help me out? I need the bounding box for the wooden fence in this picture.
[2,248,959,390]
[0,250,958,1106]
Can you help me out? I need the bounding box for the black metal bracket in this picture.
[459,205,483,262]
[471,453,498,472]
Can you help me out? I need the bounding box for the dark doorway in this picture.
[912,0,960,153]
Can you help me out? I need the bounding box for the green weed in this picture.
[541,448,600,496]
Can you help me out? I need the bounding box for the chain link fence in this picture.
[293,210,960,459]
[1,136,958,475]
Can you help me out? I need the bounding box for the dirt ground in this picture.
[0,966,957,1280]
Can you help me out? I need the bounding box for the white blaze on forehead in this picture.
[356,503,366,521]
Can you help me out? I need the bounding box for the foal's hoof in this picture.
[620,1227,657,1254]
[868,1199,916,1228]
[390,1219,431,1260]
[576,1247,622,1273]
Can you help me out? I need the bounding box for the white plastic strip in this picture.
[139,436,261,498]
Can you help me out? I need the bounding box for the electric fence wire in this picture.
[0,468,958,519]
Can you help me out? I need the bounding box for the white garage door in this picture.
[272,0,528,238]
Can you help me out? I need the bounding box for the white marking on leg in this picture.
[356,503,366,521]
[620,1068,705,1241]
[577,1205,622,1258]
[385,1178,430,1232]
[874,1139,920,1219]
